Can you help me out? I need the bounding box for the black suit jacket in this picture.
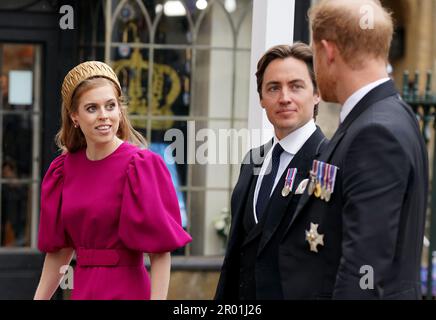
[215,126,327,300]
[279,80,429,299]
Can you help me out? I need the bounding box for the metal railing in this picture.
[402,70,436,299]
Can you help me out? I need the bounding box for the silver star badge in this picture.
[305,222,324,253]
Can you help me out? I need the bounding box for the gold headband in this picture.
[61,61,122,110]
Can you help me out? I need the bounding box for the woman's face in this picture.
[71,83,121,148]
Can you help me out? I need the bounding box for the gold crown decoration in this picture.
[61,61,122,110]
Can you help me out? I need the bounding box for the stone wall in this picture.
[168,270,220,300]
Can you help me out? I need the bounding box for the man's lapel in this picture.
[257,128,326,254]
[284,80,399,234]
[288,128,346,225]
[227,140,273,247]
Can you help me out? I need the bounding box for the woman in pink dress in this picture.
[34,61,191,300]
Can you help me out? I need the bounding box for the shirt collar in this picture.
[340,78,390,123]
[273,119,317,155]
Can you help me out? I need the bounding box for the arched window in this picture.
[80,0,253,256]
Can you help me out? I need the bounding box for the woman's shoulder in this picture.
[125,144,169,174]
[126,143,161,162]
[47,152,67,173]
[42,152,69,185]
[52,152,68,164]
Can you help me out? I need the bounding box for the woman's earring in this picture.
[73,122,78,128]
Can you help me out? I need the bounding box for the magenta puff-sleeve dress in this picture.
[37,142,192,300]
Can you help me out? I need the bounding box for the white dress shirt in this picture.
[253,119,317,224]
[340,78,390,123]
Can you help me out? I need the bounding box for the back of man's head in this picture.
[309,0,393,69]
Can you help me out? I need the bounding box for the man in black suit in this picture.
[278,0,428,299]
[215,43,328,299]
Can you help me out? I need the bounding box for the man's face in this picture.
[260,57,319,140]
[313,42,338,103]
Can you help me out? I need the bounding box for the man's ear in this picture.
[321,40,336,64]
[260,98,265,109]
[313,92,321,105]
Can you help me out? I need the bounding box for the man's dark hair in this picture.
[256,42,319,118]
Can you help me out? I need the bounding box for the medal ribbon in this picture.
[284,168,298,192]
[316,161,323,185]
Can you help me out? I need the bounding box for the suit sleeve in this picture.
[333,124,411,299]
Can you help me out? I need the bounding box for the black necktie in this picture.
[256,143,284,221]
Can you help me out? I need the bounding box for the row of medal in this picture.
[307,160,339,202]
[274,161,339,253]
